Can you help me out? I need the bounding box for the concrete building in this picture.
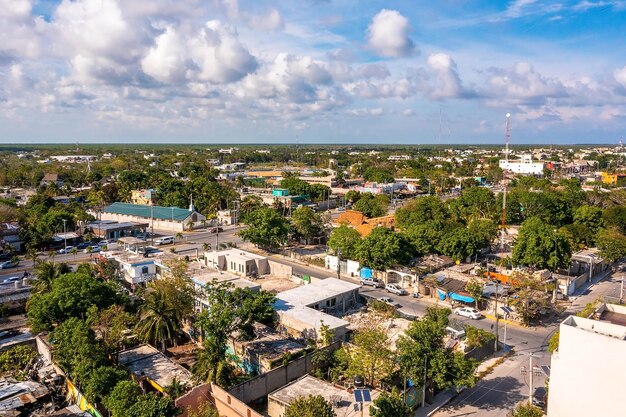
[99,202,206,233]
[191,269,261,312]
[268,375,379,417]
[112,250,157,287]
[548,305,626,417]
[204,249,269,277]
[0,280,31,312]
[85,220,148,239]
[298,175,337,188]
[131,189,157,206]
[499,154,545,175]
[228,322,307,375]
[119,344,195,394]
[217,209,238,226]
[273,278,359,341]
[601,172,626,186]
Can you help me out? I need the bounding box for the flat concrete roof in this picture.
[598,303,626,327]
[275,305,349,331]
[563,315,626,340]
[118,344,194,390]
[276,278,359,307]
[192,270,261,291]
[206,248,267,262]
[269,375,378,417]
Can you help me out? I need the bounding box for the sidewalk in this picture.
[415,350,512,417]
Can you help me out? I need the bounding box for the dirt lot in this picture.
[257,275,299,293]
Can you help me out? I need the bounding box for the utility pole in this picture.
[62,219,67,252]
[336,249,341,280]
[528,353,541,406]
[552,230,558,304]
[620,274,624,303]
[421,356,427,408]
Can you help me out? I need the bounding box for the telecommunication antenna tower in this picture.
[494,112,511,351]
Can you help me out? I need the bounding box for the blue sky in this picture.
[1,0,626,144]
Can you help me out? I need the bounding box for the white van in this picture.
[154,236,174,245]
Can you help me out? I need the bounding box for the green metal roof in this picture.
[103,202,193,222]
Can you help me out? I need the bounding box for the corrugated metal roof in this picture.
[103,202,193,222]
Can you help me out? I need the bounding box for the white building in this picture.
[112,251,157,286]
[548,305,626,417]
[273,278,360,342]
[204,249,269,277]
[191,269,260,312]
[499,154,545,175]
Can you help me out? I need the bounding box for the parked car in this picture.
[1,276,21,284]
[385,283,408,295]
[532,387,547,409]
[209,227,223,233]
[99,238,118,245]
[360,278,384,288]
[136,232,150,240]
[83,245,102,253]
[154,236,174,245]
[0,261,18,269]
[455,307,482,320]
[57,246,74,254]
[76,242,91,250]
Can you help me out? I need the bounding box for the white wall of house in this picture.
[121,261,156,285]
[548,315,626,417]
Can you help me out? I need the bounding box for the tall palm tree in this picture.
[135,288,178,352]
[32,260,71,293]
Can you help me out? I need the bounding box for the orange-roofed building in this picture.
[335,210,367,227]
[335,211,395,237]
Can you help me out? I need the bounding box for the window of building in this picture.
[141,266,149,274]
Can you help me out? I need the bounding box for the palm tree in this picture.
[136,288,179,352]
[165,377,187,398]
[175,232,184,242]
[187,220,194,231]
[32,260,71,293]
[191,338,234,387]
[26,247,40,266]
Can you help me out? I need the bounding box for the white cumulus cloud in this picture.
[366,9,416,58]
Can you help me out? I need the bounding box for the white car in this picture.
[57,246,74,254]
[455,307,482,320]
[385,283,408,296]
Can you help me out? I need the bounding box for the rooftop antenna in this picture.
[495,112,511,352]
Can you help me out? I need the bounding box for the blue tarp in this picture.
[450,292,475,303]
[437,288,447,301]
[360,267,373,278]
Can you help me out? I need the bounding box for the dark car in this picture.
[76,242,91,250]
[210,227,224,233]
[532,387,547,409]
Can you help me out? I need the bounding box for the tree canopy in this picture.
[284,395,336,417]
[512,217,571,270]
[238,207,289,249]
